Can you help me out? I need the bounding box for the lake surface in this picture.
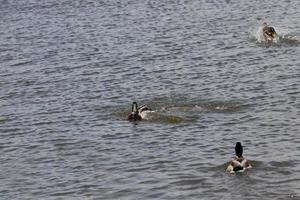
[0,0,299,199]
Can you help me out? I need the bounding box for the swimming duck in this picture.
[262,22,278,41]
[226,142,251,173]
[127,102,153,121]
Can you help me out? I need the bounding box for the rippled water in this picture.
[0,0,299,199]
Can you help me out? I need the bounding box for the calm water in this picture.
[0,0,299,199]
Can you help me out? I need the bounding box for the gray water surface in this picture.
[0,0,299,199]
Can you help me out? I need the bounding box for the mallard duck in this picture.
[127,102,153,121]
[226,142,252,173]
[262,22,278,41]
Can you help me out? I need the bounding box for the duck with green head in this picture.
[127,102,153,121]
[226,142,252,173]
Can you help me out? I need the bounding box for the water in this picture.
[0,0,299,199]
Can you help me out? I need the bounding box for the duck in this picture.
[127,102,154,121]
[226,142,252,173]
[262,22,278,42]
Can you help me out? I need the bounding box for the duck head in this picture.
[127,102,142,121]
[235,142,243,157]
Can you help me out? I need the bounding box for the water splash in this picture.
[252,24,299,46]
[109,98,248,124]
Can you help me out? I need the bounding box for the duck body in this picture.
[137,104,154,119]
[127,112,142,121]
[226,156,251,174]
[261,23,278,42]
